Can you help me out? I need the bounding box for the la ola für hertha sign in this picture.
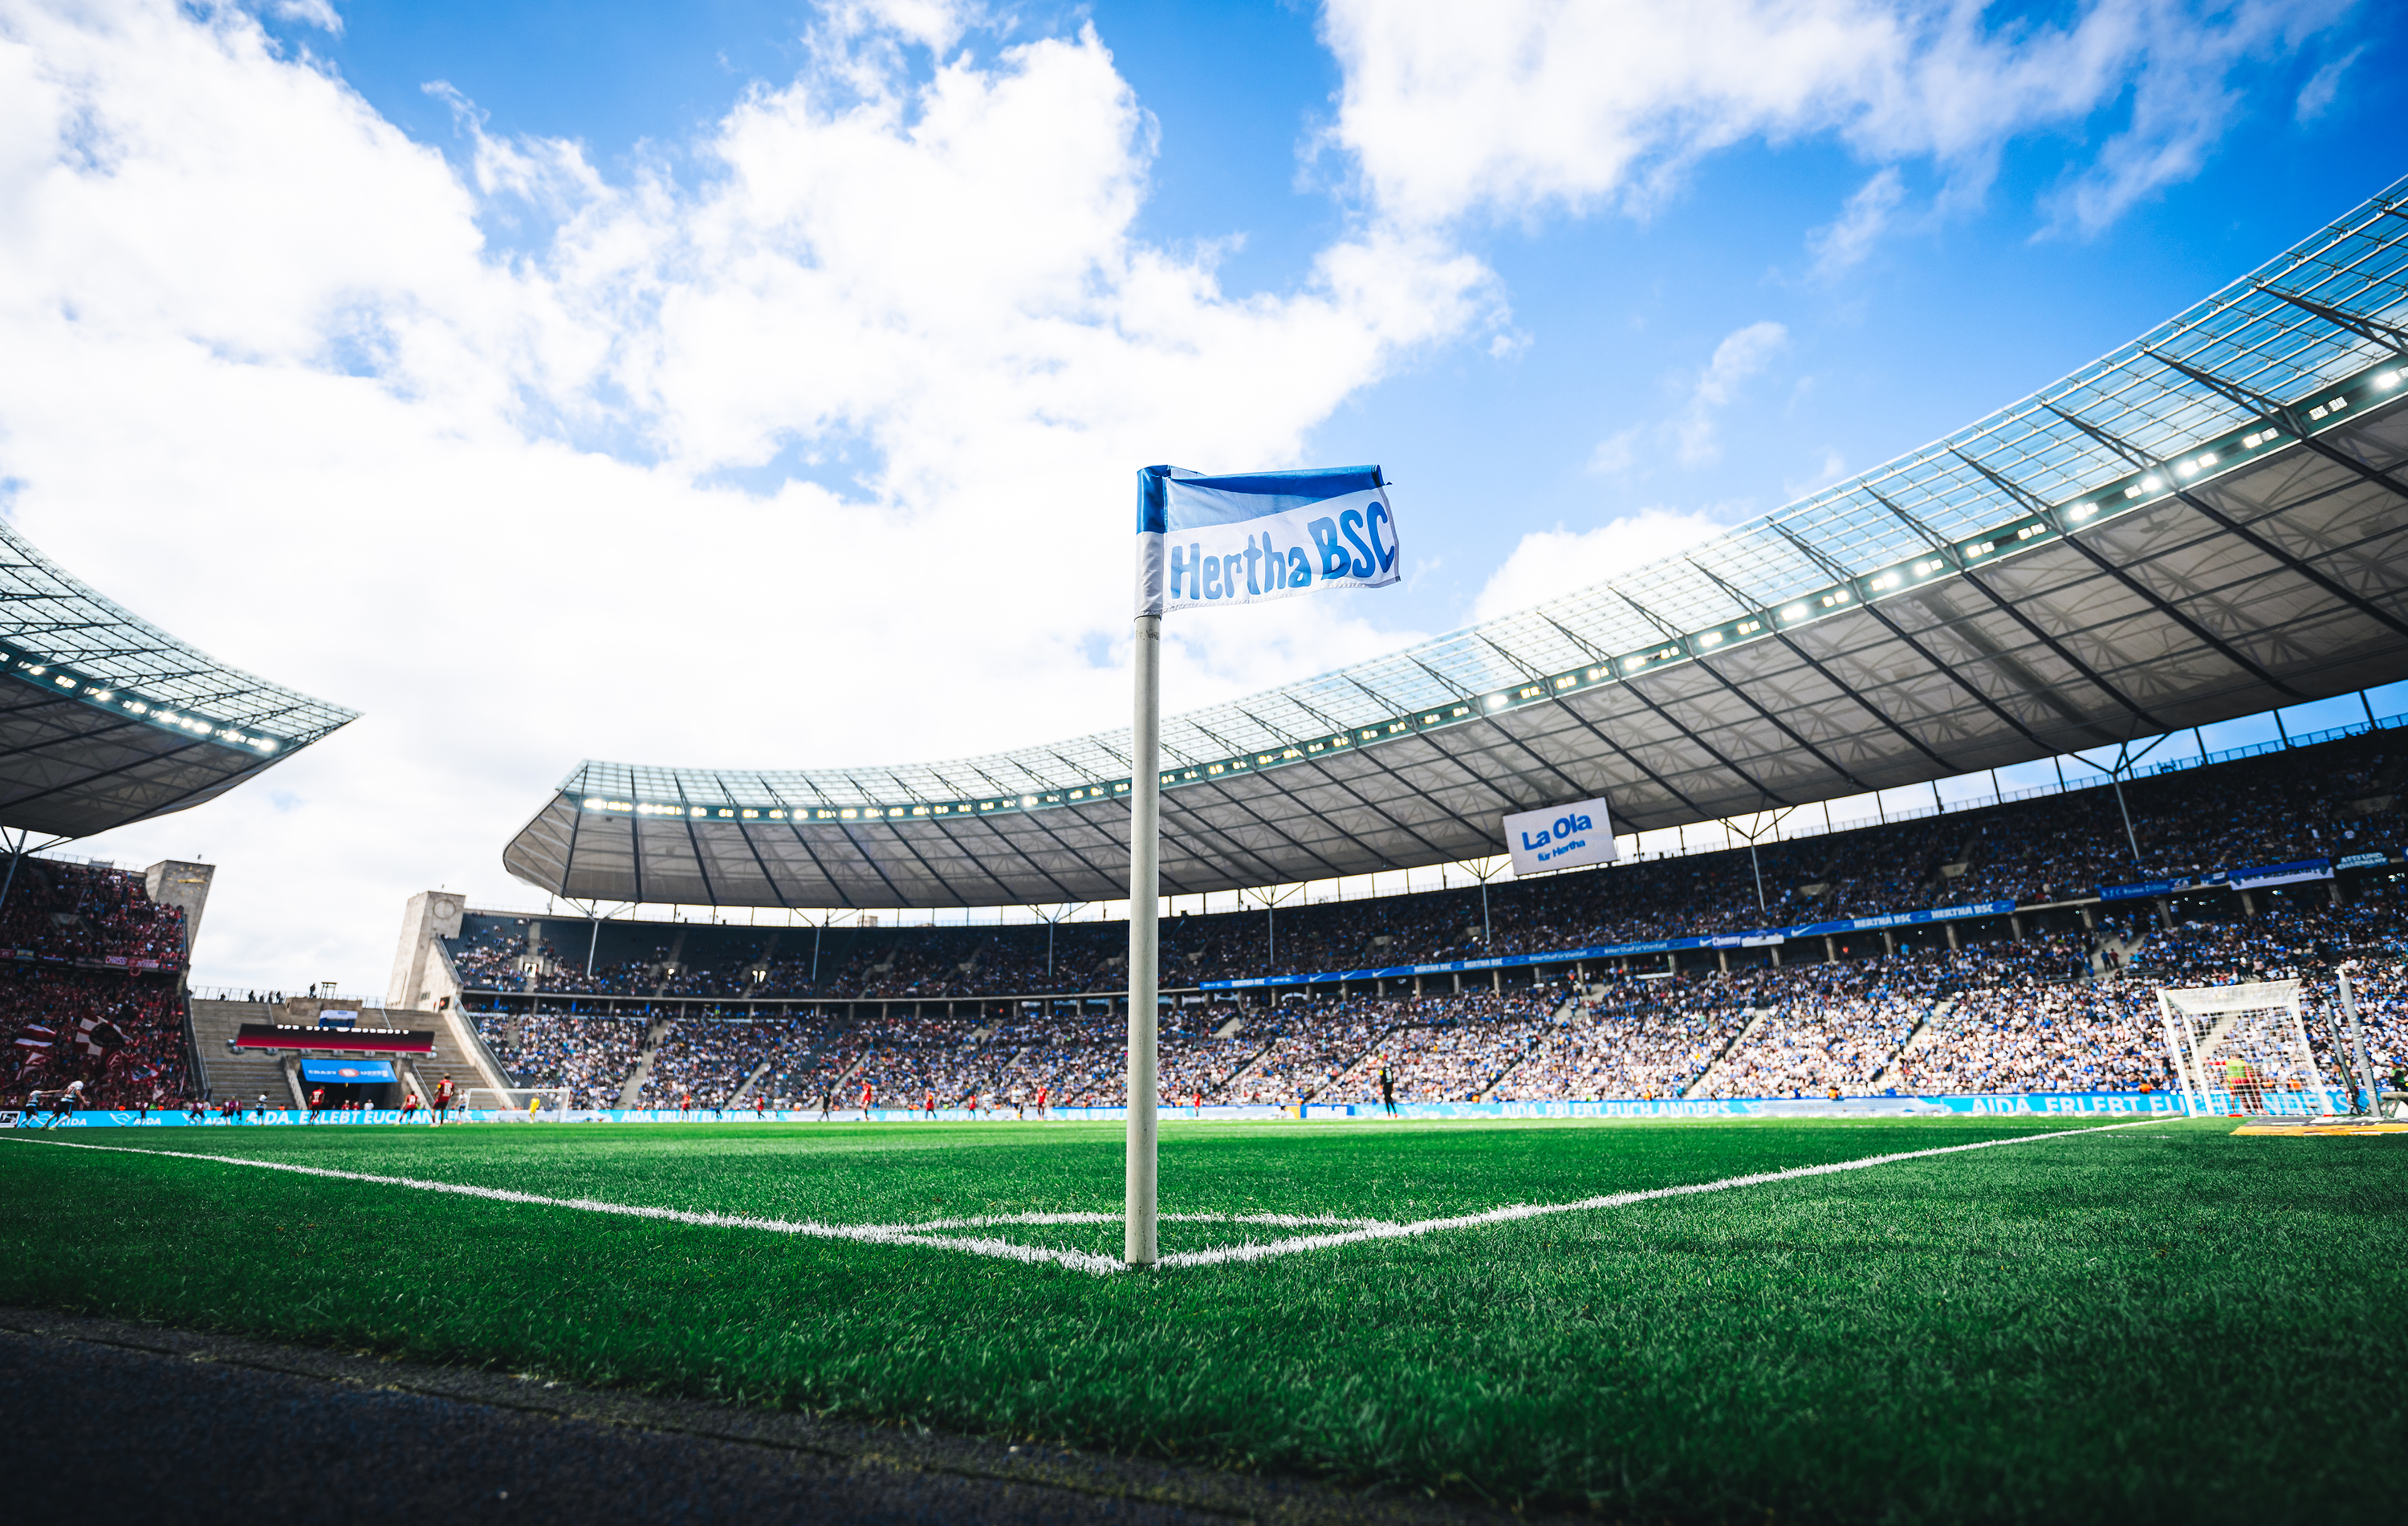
[1504,797,1620,875]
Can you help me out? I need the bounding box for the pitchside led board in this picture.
[1503,797,1620,877]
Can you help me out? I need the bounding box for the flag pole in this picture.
[1125,610,1161,1267]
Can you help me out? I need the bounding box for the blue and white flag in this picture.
[1136,464,1397,617]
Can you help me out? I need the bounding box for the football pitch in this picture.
[4,1115,2401,1521]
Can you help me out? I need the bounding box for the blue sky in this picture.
[3,0,2403,983]
[283,0,2403,633]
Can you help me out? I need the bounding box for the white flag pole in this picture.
[1125,610,1161,1267]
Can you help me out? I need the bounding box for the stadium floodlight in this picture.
[2155,979,2340,1117]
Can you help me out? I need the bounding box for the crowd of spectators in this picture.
[447,733,2408,1003]
[0,857,193,1109]
[459,871,2408,1111]
[0,858,187,966]
[435,731,2408,1110]
[476,1012,649,1109]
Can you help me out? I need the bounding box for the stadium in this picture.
[5,54,2408,1526]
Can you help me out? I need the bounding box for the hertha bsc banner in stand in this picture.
[1123,465,1399,1267]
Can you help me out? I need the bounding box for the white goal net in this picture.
[2157,979,2340,1117]
[466,1087,573,1118]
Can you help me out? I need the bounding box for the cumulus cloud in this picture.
[1470,507,1731,622]
[1317,0,2349,234]
[0,0,1486,984]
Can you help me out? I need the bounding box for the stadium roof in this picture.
[506,177,2408,912]
[0,526,357,840]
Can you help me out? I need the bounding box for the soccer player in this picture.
[1379,1067,1397,1117]
[307,1085,325,1122]
[924,1089,936,1119]
[859,1080,874,1119]
[433,1073,454,1125]
[1034,1084,1048,1119]
[42,1080,84,1126]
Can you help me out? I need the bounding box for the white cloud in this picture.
[1584,425,1639,476]
[2294,45,2364,123]
[1317,0,2349,234]
[0,0,1487,987]
[1784,446,1850,498]
[1807,165,1905,277]
[266,0,340,32]
[1471,507,1731,622]
[1673,320,1787,464]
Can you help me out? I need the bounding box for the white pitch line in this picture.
[5,1117,2166,1274]
[1153,1117,2170,1268]
[0,1134,1125,1275]
[905,1210,1397,1231]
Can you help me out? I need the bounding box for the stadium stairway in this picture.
[616,1015,675,1108]
[185,1000,506,1106]
[727,1060,774,1107]
[1873,995,1961,1092]
[1682,1004,1779,1097]
[186,1001,304,1107]
[1210,1029,1285,1101]
[1477,1031,1550,1101]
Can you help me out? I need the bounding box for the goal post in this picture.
[465,1087,573,1118]
[2156,979,2340,1118]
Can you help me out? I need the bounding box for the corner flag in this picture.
[1124,462,1399,1268]
[1136,464,1398,617]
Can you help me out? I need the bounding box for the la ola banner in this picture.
[1136,465,1397,616]
[1503,796,1620,875]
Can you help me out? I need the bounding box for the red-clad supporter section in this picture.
[0,858,191,1109]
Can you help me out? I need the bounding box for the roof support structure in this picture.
[1862,488,2164,730]
[1686,555,1962,775]
[2042,401,2408,645]
[1770,519,2055,751]
[1954,450,2308,701]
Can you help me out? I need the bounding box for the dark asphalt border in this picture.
[0,1305,1544,1524]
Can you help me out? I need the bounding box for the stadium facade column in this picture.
[1125,609,1161,1268]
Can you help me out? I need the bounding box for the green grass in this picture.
[3,1116,2402,1522]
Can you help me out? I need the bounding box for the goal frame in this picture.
[2155,979,2338,1118]
[465,1086,574,1118]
